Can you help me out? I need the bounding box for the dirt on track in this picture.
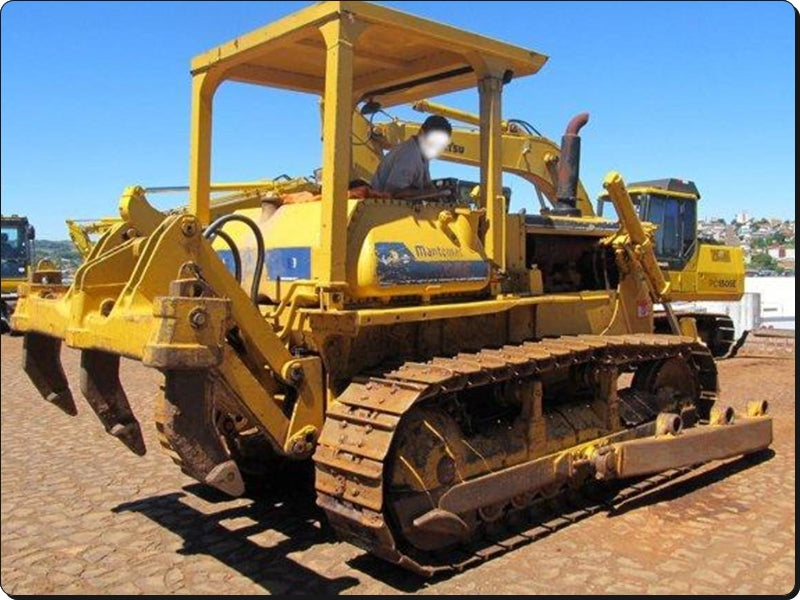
[0,334,795,595]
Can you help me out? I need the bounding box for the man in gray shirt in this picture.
[371,115,452,194]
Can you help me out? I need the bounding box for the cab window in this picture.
[1,225,27,277]
[647,195,681,258]
[644,194,696,267]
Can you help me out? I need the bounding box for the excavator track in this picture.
[313,333,717,576]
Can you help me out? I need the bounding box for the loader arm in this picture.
[602,171,671,302]
[351,106,595,216]
[602,171,686,334]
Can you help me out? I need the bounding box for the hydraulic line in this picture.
[205,229,242,284]
[203,213,265,303]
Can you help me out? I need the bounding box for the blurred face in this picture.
[419,130,451,160]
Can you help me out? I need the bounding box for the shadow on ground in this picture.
[113,463,360,595]
[112,449,775,593]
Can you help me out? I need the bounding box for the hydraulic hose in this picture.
[205,229,242,285]
[203,214,265,303]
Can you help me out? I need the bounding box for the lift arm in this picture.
[603,171,682,333]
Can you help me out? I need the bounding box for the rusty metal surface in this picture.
[313,333,722,576]
[22,333,76,416]
[154,371,245,497]
[80,350,145,456]
[615,417,772,478]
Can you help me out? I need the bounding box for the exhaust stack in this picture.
[555,112,590,216]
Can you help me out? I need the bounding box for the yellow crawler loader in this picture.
[12,2,772,575]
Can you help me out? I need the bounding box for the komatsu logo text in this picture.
[414,245,464,259]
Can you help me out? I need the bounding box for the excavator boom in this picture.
[352,102,595,216]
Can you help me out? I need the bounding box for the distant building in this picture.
[723,227,741,246]
[735,211,751,224]
[768,247,795,262]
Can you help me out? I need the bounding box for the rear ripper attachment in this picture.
[314,334,772,576]
[14,204,322,498]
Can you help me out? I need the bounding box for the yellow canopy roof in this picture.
[191,1,548,106]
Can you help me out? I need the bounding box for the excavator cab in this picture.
[597,178,746,356]
[1,215,34,280]
[1,215,36,333]
[596,178,699,269]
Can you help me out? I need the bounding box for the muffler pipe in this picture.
[22,333,77,416]
[80,350,146,456]
[555,112,590,216]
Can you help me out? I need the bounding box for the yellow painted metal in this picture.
[679,316,700,339]
[189,1,546,104]
[188,70,221,226]
[600,186,699,201]
[1,278,24,295]
[284,356,325,456]
[354,109,594,215]
[666,242,745,301]
[12,1,713,475]
[603,171,671,301]
[412,99,510,131]
[350,201,488,299]
[478,73,505,273]
[318,17,363,287]
[66,218,121,258]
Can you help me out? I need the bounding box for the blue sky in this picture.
[1,1,795,239]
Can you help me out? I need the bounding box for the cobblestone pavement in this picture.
[1,335,794,595]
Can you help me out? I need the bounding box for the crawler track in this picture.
[313,333,717,575]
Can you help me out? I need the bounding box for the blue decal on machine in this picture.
[216,247,311,282]
[375,242,489,286]
[216,249,238,276]
[265,247,312,281]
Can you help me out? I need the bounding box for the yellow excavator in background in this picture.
[353,100,745,357]
[1,215,60,334]
[1,215,35,333]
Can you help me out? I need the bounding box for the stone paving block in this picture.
[0,338,794,595]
